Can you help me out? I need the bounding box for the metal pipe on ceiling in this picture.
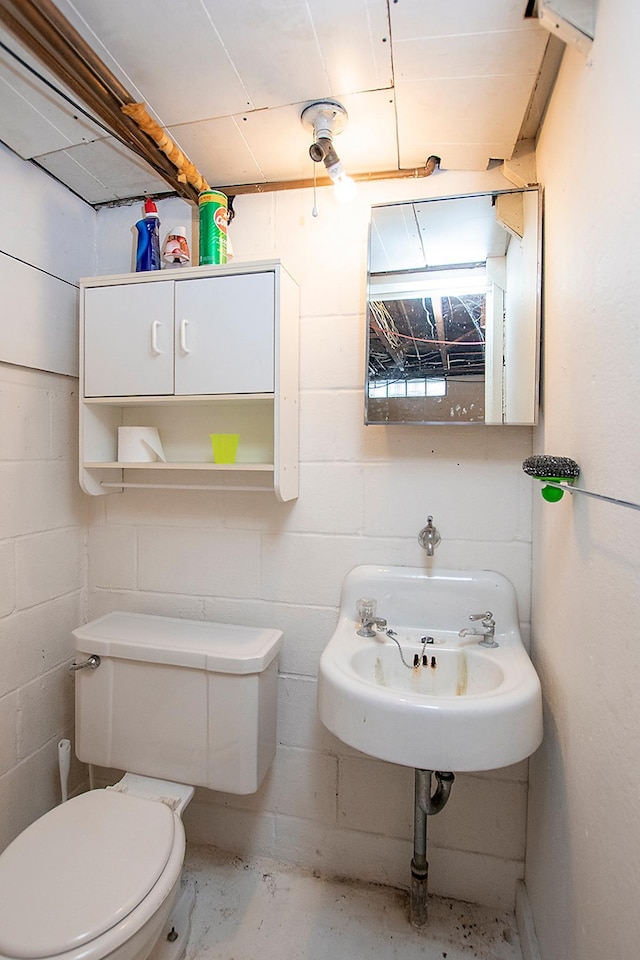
[216,156,442,196]
[121,102,210,195]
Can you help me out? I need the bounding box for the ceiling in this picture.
[0,0,560,206]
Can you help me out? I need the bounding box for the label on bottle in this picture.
[135,217,162,272]
[198,191,228,265]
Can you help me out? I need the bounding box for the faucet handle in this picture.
[466,611,498,647]
[469,611,494,626]
[356,598,377,622]
[355,595,388,638]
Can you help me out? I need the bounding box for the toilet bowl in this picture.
[0,787,187,960]
[0,612,283,960]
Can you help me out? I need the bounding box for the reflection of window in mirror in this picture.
[365,188,541,426]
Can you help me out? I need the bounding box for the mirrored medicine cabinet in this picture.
[365,187,541,425]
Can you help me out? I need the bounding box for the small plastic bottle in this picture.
[163,226,190,266]
[135,198,162,271]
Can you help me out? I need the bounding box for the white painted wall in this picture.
[0,143,94,851]
[527,5,640,958]
[90,168,534,909]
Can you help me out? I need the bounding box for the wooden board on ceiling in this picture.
[389,0,545,38]
[394,28,549,81]
[54,0,255,126]
[0,25,103,159]
[395,74,541,170]
[35,136,170,205]
[54,0,392,124]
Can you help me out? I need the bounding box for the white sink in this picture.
[351,644,505,697]
[318,565,543,771]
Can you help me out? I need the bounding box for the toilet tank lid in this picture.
[73,612,283,673]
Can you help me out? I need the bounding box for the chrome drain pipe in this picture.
[410,768,455,927]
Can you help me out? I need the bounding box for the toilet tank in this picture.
[72,612,282,795]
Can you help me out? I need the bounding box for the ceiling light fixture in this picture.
[301,99,357,202]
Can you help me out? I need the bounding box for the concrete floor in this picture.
[182,845,522,960]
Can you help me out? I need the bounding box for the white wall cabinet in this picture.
[84,271,275,397]
[79,261,299,500]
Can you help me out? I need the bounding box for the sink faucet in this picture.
[357,616,388,638]
[355,597,387,638]
[459,611,499,648]
[418,516,441,555]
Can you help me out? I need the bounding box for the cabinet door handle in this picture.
[151,320,162,356]
[179,318,191,354]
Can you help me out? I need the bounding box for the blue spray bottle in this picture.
[135,198,162,271]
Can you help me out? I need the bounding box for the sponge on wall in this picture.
[522,456,580,479]
[523,456,640,512]
[522,456,580,502]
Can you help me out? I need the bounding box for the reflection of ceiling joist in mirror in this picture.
[366,188,541,426]
[368,293,486,391]
[368,291,488,422]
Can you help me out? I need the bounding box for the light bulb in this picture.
[333,172,357,202]
[325,158,357,202]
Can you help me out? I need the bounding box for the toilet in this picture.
[0,612,282,960]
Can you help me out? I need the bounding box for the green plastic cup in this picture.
[210,433,239,464]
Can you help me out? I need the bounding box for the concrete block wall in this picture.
[0,363,87,851]
[89,170,535,909]
[0,143,94,852]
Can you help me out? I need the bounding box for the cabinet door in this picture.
[174,272,275,395]
[84,282,174,397]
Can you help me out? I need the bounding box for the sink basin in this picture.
[318,565,543,771]
[351,644,505,697]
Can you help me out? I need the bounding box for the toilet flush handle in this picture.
[69,654,101,671]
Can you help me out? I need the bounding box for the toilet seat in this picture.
[0,790,184,960]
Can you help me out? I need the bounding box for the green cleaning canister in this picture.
[198,190,228,265]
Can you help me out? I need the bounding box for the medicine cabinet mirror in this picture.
[365,187,541,425]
